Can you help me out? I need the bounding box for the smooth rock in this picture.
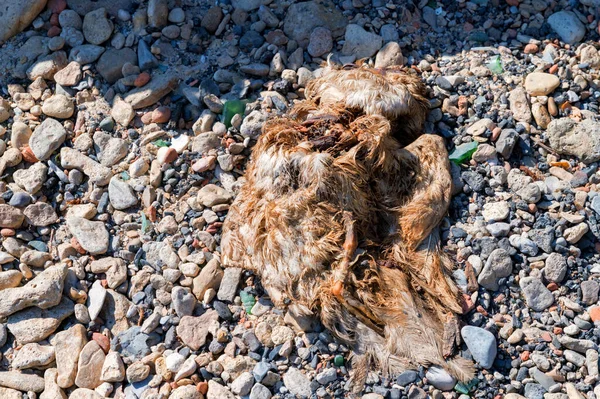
[66,217,109,255]
[29,118,66,160]
[461,326,497,368]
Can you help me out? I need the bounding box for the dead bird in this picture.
[222,63,475,390]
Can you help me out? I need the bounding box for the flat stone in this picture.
[217,267,242,302]
[482,201,510,222]
[197,184,233,207]
[192,259,223,300]
[69,45,105,64]
[54,61,82,87]
[509,87,532,123]
[75,341,106,389]
[87,280,106,321]
[461,326,497,369]
[14,162,47,194]
[425,366,456,391]
[40,368,66,399]
[60,147,113,186]
[520,277,554,311]
[124,73,179,109]
[7,297,74,344]
[282,0,346,47]
[544,253,567,283]
[0,0,47,41]
[0,371,45,392]
[111,96,135,127]
[283,367,312,398]
[477,248,513,291]
[176,310,220,351]
[101,351,125,382]
[29,118,66,160]
[82,8,113,45]
[524,73,560,96]
[100,289,132,336]
[0,263,67,318]
[0,204,24,228]
[207,380,236,399]
[547,11,586,44]
[42,94,74,119]
[341,24,383,59]
[0,270,22,290]
[96,48,137,84]
[89,257,126,289]
[108,177,138,210]
[12,343,55,369]
[66,217,109,255]
[24,202,58,226]
[97,137,127,167]
[52,324,87,389]
[563,222,589,244]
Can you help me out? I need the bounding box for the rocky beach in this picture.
[0,0,599,398]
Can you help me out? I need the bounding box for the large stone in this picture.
[108,176,138,210]
[0,263,67,318]
[0,204,24,228]
[520,277,554,311]
[124,73,179,109]
[60,147,113,185]
[42,94,74,119]
[13,162,48,194]
[547,11,586,44]
[460,326,497,369]
[66,217,109,255]
[341,24,383,59]
[40,368,67,399]
[111,96,135,127]
[524,73,560,96]
[75,341,106,389]
[207,380,236,399]
[89,257,126,289]
[546,118,600,164]
[283,367,312,398]
[0,371,45,392]
[29,118,66,161]
[477,249,512,291]
[82,8,113,45]
[0,0,47,42]
[176,310,220,351]
[508,87,531,123]
[197,184,233,207]
[52,324,87,389]
[100,289,132,335]
[24,202,59,226]
[7,297,74,344]
[96,48,137,83]
[12,343,55,369]
[193,259,223,300]
[282,0,347,48]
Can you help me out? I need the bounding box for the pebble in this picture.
[461,326,497,368]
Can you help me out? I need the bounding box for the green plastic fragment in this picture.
[240,291,256,314]
[153,139,170,147]
[486,55,503,74]
[120,171,130,181]
[449,141,478,164]
[222,100,245,128]
[334,355,344,367]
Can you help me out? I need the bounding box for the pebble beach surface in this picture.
[0,0,600,398]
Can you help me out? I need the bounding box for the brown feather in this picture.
[221,64,474,387]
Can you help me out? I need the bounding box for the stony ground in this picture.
[1,0,600,398]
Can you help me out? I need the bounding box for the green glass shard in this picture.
[334,355,344,367]
[153,139,170,147]
[487,55,503,74]
[240,290,256,314]
[223,100,245,128]
[449,141,478,164]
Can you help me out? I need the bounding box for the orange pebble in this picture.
[590,306,600,322]
[21,146,38,163]
[135,72,151,87]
